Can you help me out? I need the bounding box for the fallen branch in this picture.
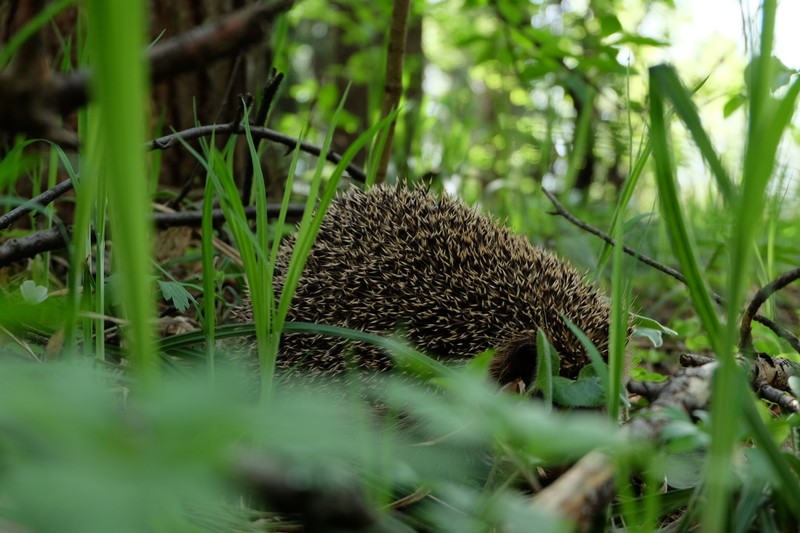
[0,204,307,267]
[0,224,74,267]
[739,267,800,355]
[0,0,295,140]
[147,123,367,182]
[0,178,76,230]
[532,450,617,531]
[0,123,366,231]
[534,362,718,531]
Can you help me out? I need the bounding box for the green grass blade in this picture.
[159,321,452,380]
[241,107,277,397]
[535,329,554,410]
[649,67,735,533]
[607,197,627,420]
[274,104,403,334]
[596,75,709,279]
[0,0,76,69]
[718,1,800,526]
[283,322,452,379]
[563,316,609,391]
[647,68,723,347]
[365,114,394,188]
[649,65,734,205]
[274,85,354,333]
[86,0,157,382]
[201,176,216,377]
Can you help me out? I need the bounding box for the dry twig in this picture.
[0,205,306,267]
[542,187,800,357]
[739,267,800,355]
[148,123,367,182]
[535,362,718,531]
[0,0,295,140]
[0,123,366,232]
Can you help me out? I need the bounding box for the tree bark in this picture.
[375,0,410,184]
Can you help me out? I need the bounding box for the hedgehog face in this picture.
[488,325,613,390]
[490,335,538,388]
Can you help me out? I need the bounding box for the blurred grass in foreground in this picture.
[0,358,625,533]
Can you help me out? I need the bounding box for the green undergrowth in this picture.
[646,1,800,530]
[0,356,631,533]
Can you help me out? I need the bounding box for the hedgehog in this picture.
[234,185,614,389]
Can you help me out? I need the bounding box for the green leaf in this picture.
[723,93,746,117]
[664,452,705,489]
[598,14,622,37]
[745,55,796,93]
[552,376,605,408]
[534,329,555,408]
[633,327,664,348]
[157,280,196,313]
[629,367,668,383]
[563,316,609,392]
[630,314,678,337]
[631,313,678,348]
[609,34,669,47]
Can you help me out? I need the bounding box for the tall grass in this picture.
[84,1,156,381]
[184,90,402,399]
[0,0,76,69]
[648,1,800,529]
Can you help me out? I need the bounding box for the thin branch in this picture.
[49,0,295,115]
[542,187,725,305]
[255,71,285,128]
[168,54,247,209]
[153,204,305,229]
[739,267,800,354]
[752,314,800,356]
[148,123,367,182]
[0,125,365,230]
[0,205,307,267]
[542,187,800,356]
[0,178,75,230]
[679,353,716,367]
